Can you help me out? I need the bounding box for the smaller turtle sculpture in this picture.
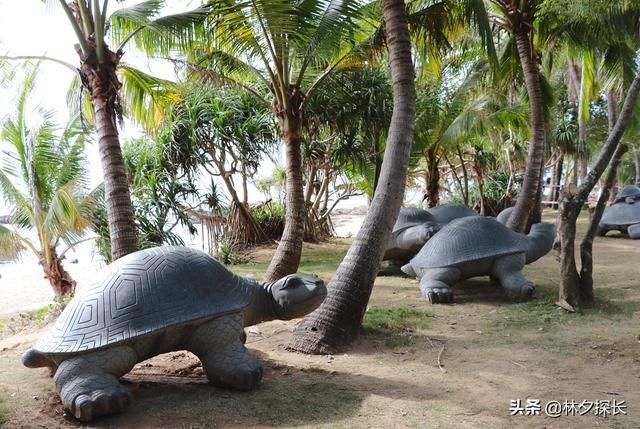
[22,246,326,422]
[613,184,640,204]
[383,207,440,263]
[402,216,555,304]
[427,203,478,225]
[598,191,640,239]
[383,205,478,264]
[496,206,514,225]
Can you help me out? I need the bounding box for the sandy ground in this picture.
[1,210,639,428]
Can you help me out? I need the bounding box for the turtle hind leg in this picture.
[628,224,640,239]
[53,346,137,422]
[419,268,460,304]
[188,314,263,391]
[492,253,534,302]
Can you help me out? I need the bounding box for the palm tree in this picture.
[286,0,416,354]
[488,0,546,232]
[3,1,209,260]
[186,0,370,281]
[0,68,93,296]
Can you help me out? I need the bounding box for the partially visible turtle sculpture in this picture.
[402,216,555,304]
[22,246,327,422]
[598,192,640,239]
[427,203,478,225]
[613,184,640,204]
[496,206,514,225]
[383,207,440,263]
[383,205,478,264]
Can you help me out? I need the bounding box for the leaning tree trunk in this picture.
[577,90,623,303]
[264,110,306,282]
[287,0,416,354]
[558,72,640,307]
[86,69,138,260]
[633,145,640,184]
[579,144,627,303]
[506,30,546,233]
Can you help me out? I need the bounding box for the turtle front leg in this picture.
[188,314,263,391]
[491,253,534,302]
[53,347,137,422]
[419,268,460,304]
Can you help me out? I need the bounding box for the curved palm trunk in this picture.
[506,31,546,233]
[264,119,305,282]
[287,0,415,354]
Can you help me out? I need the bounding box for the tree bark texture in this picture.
[287,0,416,354]
[507,30,546,233]
[558,71,640,306]
[264,118,306,282]
[43,248,76,296]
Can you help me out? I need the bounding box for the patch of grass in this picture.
[0,394,6,425]
[486,281,640,337]
[362,306,433,347]
[377,264,409,277]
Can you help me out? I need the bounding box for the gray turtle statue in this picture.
[383,205,478,264]
[496,206,514,225]
[427,203,478,224]
[401,216,555,304]
[612,184,640,204]
[383,207,440,264]
[598,190,640,239]
[21,246,326,422]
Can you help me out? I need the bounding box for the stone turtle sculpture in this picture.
[383,207,440,263]
[22,246,326,422]
[402,216,555,304]
[427,203,478,225]
[613,184,640,203]
[383,205,478,264]
[598,195,640,239]
[496,206,514,225]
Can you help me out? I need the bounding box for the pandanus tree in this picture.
[0,68,94,296]
[3,0,209,260]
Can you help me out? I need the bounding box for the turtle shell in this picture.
[392,207,436,233]
[600,200,640,226]
[427,204,478,224]
[614,185,640,203]
[408,216,529,269]
[34,247,256,355]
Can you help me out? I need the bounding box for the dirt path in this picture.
[1,214,639,428]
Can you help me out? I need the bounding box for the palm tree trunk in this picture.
[558,71,640,306]
[43,248,76,296]
[287,0,415,354]
[264,120,305,282]
[80,41,138,260]
[93,96,138,260]
[506,30,546,233]
[425,147,440,207]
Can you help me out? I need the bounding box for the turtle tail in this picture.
[21,348,52,369]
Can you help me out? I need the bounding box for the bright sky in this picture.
[0,1,198,214]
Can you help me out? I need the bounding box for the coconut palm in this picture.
[3,1,209,260]
[0,68,93,296]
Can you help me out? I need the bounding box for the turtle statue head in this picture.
[268,274,327,320]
